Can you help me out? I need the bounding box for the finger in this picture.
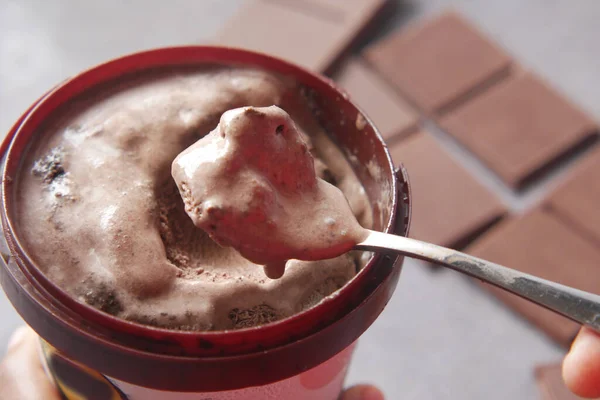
[0,326,61,400]
[341,384,385,400]
[563,327,600,398]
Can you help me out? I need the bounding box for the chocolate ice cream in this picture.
[172,105,367,279]
[17,67,372,331]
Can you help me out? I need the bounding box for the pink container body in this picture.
[41,339,357,399]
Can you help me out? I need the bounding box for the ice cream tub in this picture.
[0,47,411,399]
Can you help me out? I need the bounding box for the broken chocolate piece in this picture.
[215,0,386,72]
[440,72,598,188]
[389,131,505,248]
[545,145,600,245]
[466,208,600,347]
[333,57,418,142]
[365,11,512,114]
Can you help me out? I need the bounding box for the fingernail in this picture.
[7,326,29,351]
[563,329,586,374]
[568,327,594,358]
[342,389,361,400]
[361,386,384,400]
[344,386,384,400]
[562,327,600,398]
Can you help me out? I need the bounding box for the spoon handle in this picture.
[356,229,600,332]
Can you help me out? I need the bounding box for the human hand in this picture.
[563,326,600,398]
[0,326,61,400]
[0,326,383,400]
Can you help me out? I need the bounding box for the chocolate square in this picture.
[364,11,512,114]
[333,58,418,142]
[440,72,598,188]
[214,0,386,72]
[545,146,600,244]
[390,131,506,248]
[466,208,600,346]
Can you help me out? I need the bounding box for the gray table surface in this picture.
[2,1,600,399]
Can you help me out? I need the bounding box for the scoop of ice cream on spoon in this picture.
[172,105,600,333]
[171,105,367,279]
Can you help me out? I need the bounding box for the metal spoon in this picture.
[356,229,600,332]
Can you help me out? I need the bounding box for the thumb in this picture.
[563,327,600,398]
[341,384,385,400]
[0,326,61,400]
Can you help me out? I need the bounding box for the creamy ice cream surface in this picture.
[172,106,367,279]
[16,66,372,330]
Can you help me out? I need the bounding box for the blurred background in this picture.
[2,1,600,399]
